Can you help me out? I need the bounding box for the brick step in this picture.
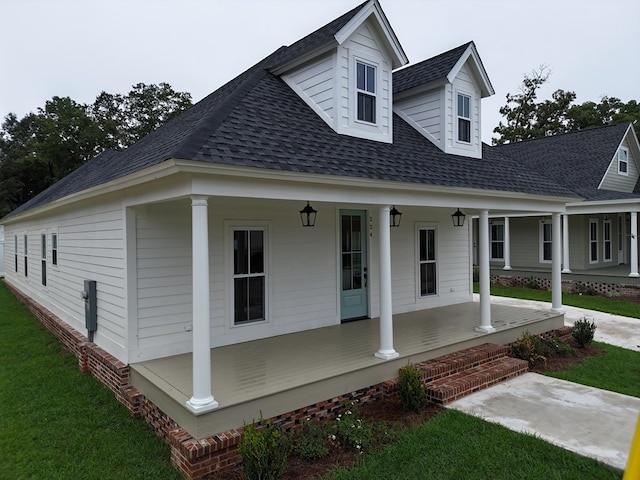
[425,356,529,405]
[417,343,511,383]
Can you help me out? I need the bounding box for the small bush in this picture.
[291,420,328,460]
[398,364,428,412]
[239,415,290,480]
[572,318,597,347]
[575,283,597,296]
[511,331,546,366]
[329,402,375,452]
[524,276,540,290]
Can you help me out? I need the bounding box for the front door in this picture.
[340,210,368,321]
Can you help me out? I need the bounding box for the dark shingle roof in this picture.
[493,123,639,201]
[393,42,472,94]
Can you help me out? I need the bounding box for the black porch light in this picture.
[299,201,317,227]
[451,208,466,227]
[390,206,402,227]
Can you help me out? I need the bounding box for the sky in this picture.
[1,0,638,144]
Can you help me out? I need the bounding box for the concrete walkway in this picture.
[448,296,640,471]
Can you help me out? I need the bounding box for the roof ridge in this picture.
[495,122,631,147]
[394,41,472,74]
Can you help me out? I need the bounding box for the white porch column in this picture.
[186,196,218,413]
[476,210,495,333]
[630,211,639,278]
[503,217,512,270]
[375,206,399,360]
[551,213,563,313]
[562,214,571,273]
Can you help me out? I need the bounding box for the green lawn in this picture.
[544,342,640,398]
[476,283,640,319]
[326,409,621,480]
[0,281,181,480]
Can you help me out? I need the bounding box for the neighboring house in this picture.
[1,1,578,477]
[483,123,640,293]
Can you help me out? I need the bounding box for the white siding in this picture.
[599,139,639,192]
[394,89,443,147]
[336,20,393,143]
[445,62,482,159]
[2,197,127,359]
[282,53,336,128]
[0,225,4,277]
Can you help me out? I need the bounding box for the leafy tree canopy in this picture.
[492,66,639,145]
[0,83,192,217]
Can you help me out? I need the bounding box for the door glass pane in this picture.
[342,216,351,253]
[353,253,362,289]
[234,230,248,275]
[342,253,352,291]
[250,230,264,273]
[351,216,361,251]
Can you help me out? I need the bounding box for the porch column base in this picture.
[375,350,399,360]
[186,396,219,414]
[475,325,496,334]
[550,307,564,314]
[561,269,572,274]
[502,266,512,271]
[629,273,640,278]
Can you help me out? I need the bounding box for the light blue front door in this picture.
[340,210,368,321]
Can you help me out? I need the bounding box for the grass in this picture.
[474,283,640,319]
[544,341,640,398]
[0,281,181,480]
[326,409,621,480]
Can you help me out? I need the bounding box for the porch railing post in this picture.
[375,206,399,360]
[476,210,495,333]
[630,212,639,278]
[503,216,512,270]
[186,196,218,413]
[551,213,564,313]
[562,214,571,273]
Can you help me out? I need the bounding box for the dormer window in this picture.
[457,93,471,143]
[356,62,376,123]
[618,147,629,175]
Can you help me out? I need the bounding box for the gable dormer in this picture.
[598,124,640,192]
[393,42,494,159]
[272,0,408,143]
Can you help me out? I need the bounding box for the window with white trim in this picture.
[41,233,47,286]
[14,235,18,272]
[51,232,58,266]
[618,147,629,175]
[232,228,266,325]
[490,222,504,260]
[23,235,28,277]
[603,219,612,262]
[589,219,599,263]
[356,61,376,124]
[418,227,437,296]
[540,221,552,263]
[457,93,471,143]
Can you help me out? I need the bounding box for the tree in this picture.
[492,68,640,144]
[0,83,193,216]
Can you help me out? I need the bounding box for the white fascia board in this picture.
[269,40,336,76]
[625,123,640,171]
[446,44,494,98]
[566,198,640,215]
[334,0,408,69]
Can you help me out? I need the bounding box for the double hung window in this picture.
[52,232,58,266]
[589,219,599,263]
[356,62,376,124]
[23,235,28,277]
[41,234,47,286]
[490,222,504,260]
[233,228,266,325]
[618,148,629,175]
[540,222,552,262]
[457,93,471,143]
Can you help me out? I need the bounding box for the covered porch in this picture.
[130,300,563,439]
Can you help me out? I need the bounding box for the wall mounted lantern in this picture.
[390,206,402,227]
[451,208,466,227]
[299,201,317,227]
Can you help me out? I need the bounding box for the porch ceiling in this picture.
[130,301,563,439]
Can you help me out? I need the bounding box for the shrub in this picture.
[291,420,328,460]
[239,414,290,480]
[329,402,375,452]
[572,318,597,347]
[524,276,540,290]
[511,331,546,366]
[398,364,428,412]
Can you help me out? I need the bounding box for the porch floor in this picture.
[490,263,640,284]
[130,301,564,439]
